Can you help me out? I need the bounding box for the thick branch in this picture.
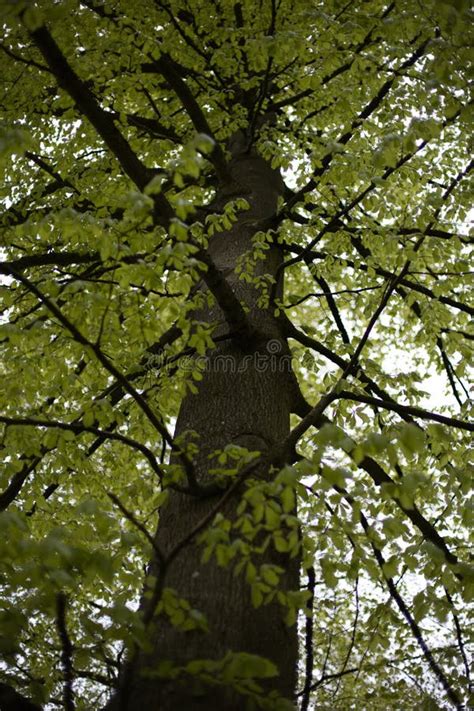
[288,395,461,571]
[28,23,174,222]
[196,247,256,343]
[281,315,414,419]
[0,251,97,274]
[336,391,473,432]
[283,243,473,317]
[152,54,230,181]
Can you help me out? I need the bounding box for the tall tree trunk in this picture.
[116,145,300,710]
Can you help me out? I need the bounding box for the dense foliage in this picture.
[0,0,472,709]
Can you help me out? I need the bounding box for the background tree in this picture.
[0,0,472,709]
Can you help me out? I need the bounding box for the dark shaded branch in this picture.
[444,587,471,692]
[355,505,461,707]
[326,480,463,707]
[275,133,428,292]
[196,247,256,343]
[345,159,474,317]
[0,178,96,230]
[0,456,42,512]
[0,322,182,510]
[0,416,166,483]
[442,328,474,341]
[73,669,114,688]
[329,222,408,389]
[312,274,350,344]
[153,0,222,83]
[5,268,175,455]
[0,682,43,711]
[336,391,473,431]
[272,2,395,112]
[283,243,473,317]
[287,209,471,243]
[27,23,174,222]
[300,565,316,711]
[116,110,180,143]
[335,579,359,696]
[286,37,430,208]
[308,666,359,692]
[315,470,462,705]
[0,41,49,72]
[152,54,230,182]
[279,107,466,291]
[0,251,97,274]
[24,151,80,191]
[79,0,114,18]
[285,284,380,308]
[281,314,414,419]
[55,594,75,711]
[437,338,466,407]
[287,389,461,572]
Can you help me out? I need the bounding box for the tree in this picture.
[0,0,472,709]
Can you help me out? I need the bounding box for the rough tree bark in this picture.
[111,138,301,710]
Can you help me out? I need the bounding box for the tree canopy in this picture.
[0,0,472,709]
